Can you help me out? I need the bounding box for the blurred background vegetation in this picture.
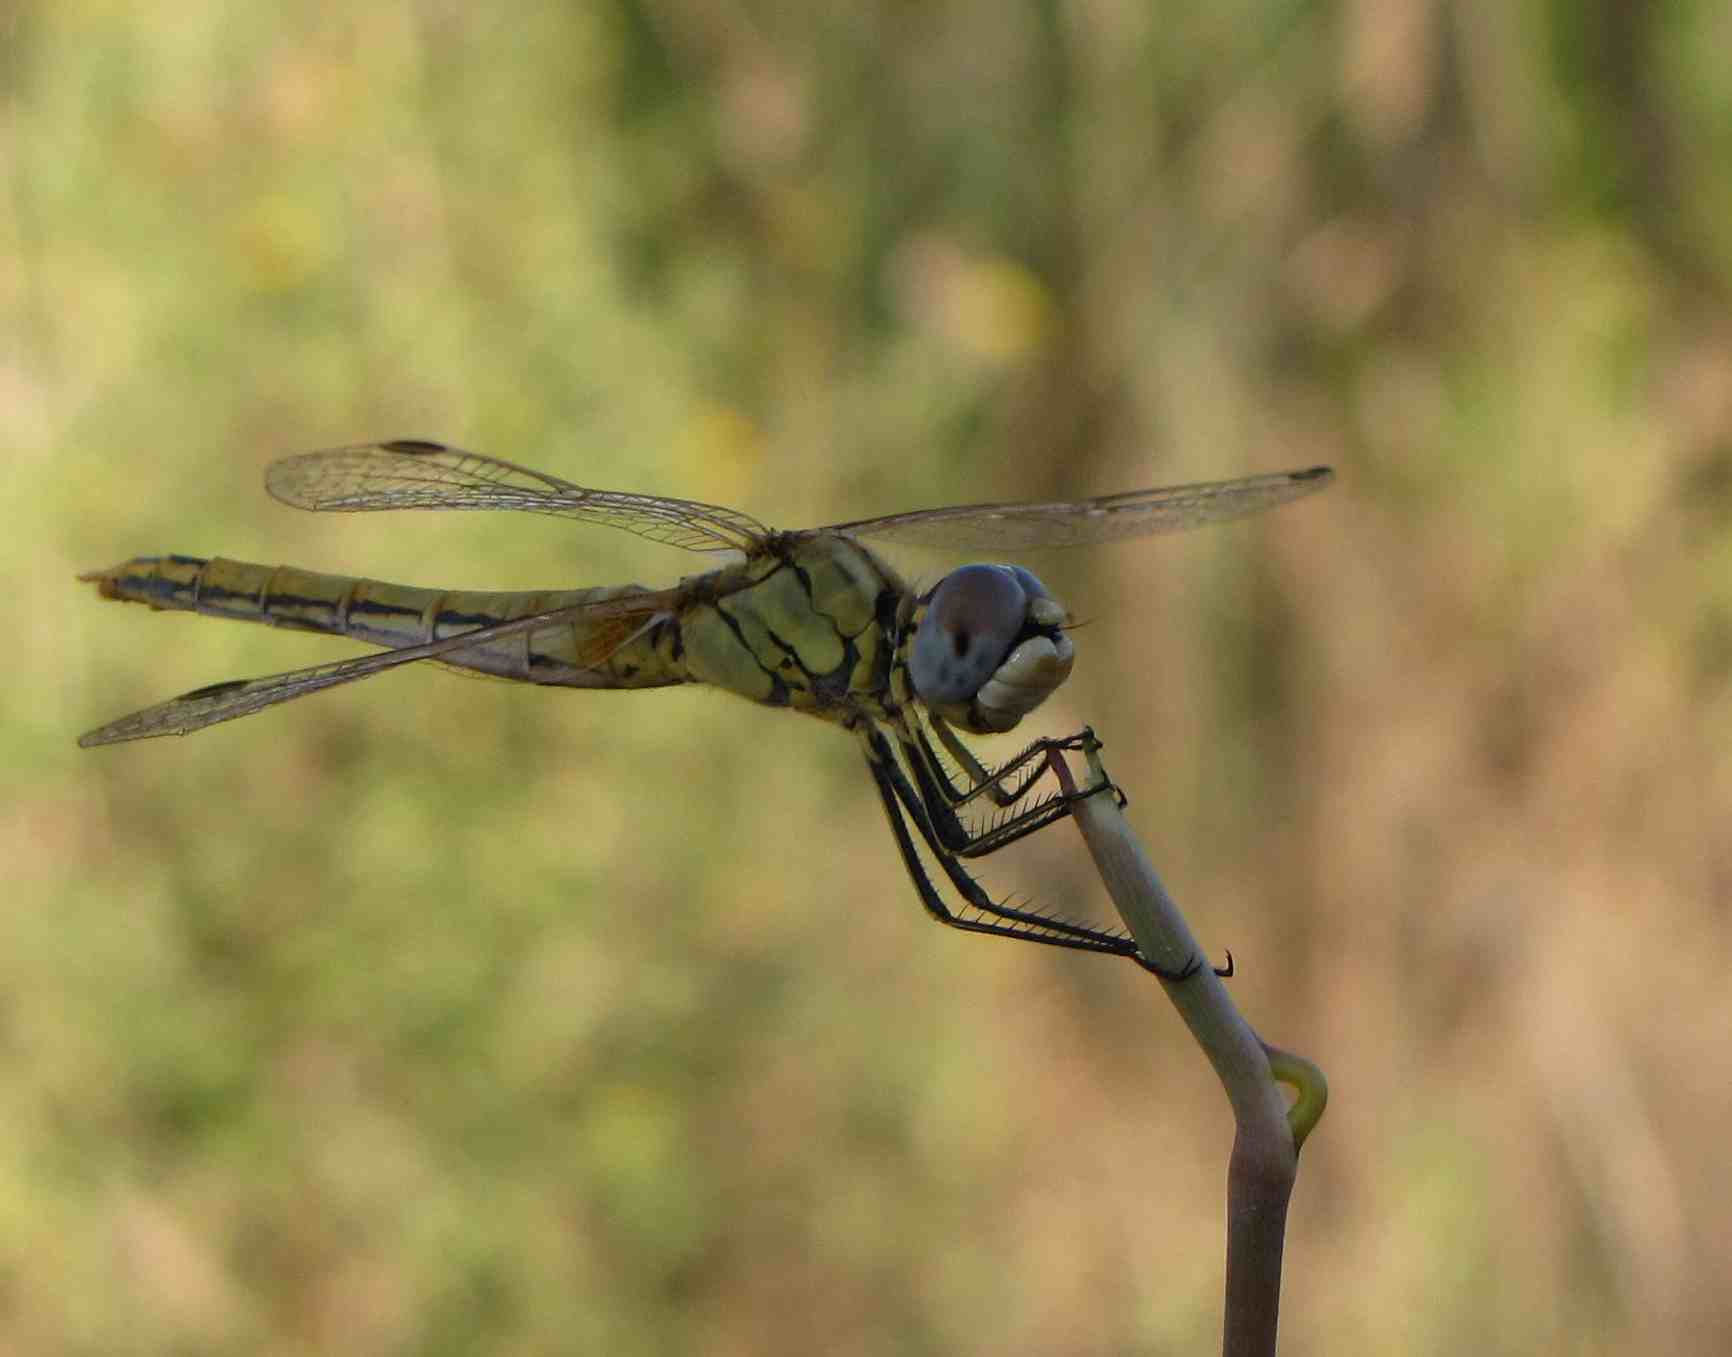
[6,1,1731,1352]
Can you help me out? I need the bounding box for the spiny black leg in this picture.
[860,725,1226,981]
[861,729,1143,959]
[898,725,1090,856]
[964,728,1127,814]
[914,721,1099,816]
[864,738,1080,947]
[899,726,1125,861]
[1134,952,1203,981]
[1060,763,1128,812]
[1130,948,1234,982]
[916,726,1036,809]
[899,733,976,854]
[954,792,1076,858]
[902,734,1096,860]
[917,722,1051,809]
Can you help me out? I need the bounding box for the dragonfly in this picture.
[80,440,1332,975]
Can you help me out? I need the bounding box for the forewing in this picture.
[77,588,682,746]
[825,466,1332,551]
[266,440,772,554]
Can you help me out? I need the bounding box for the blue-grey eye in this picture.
[1005,565,1052,603]
[909,564,1028,706]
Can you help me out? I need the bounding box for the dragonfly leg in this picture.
[917,715,1101,812]
[905,744,1072,859]
[899,724,1116,860]
[869,726,1228,981]
[921,716,1050,808]
[958,739,1135,859]
[860,726,1143,961]
[915,720,1131,840]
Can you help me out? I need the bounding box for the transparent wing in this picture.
[266,440,774,554]
[77,588,682,746]
[823,465,1333,551]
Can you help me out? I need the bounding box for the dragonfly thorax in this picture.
[909,563,1074,735]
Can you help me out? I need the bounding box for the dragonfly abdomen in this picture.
[81,555,686,690]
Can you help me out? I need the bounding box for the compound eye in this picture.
[909,565,1028,706]
[1005,565,1052,603]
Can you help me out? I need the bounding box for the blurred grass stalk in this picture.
[1059,735,1327,1357]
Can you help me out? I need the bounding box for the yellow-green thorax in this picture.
[674,533,903,725]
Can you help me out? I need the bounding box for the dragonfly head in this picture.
[909,564,1074,735]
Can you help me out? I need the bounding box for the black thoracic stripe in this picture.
[874,588,900,635]
[793,551,879,641]
[707,603,791,705]
[707,599,756,653]
[761,623,820,680]
[811,632,862,702]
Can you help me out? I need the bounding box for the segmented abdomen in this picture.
[83,555,683,689]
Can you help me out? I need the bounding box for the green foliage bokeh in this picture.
[7,3,1732,1353]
